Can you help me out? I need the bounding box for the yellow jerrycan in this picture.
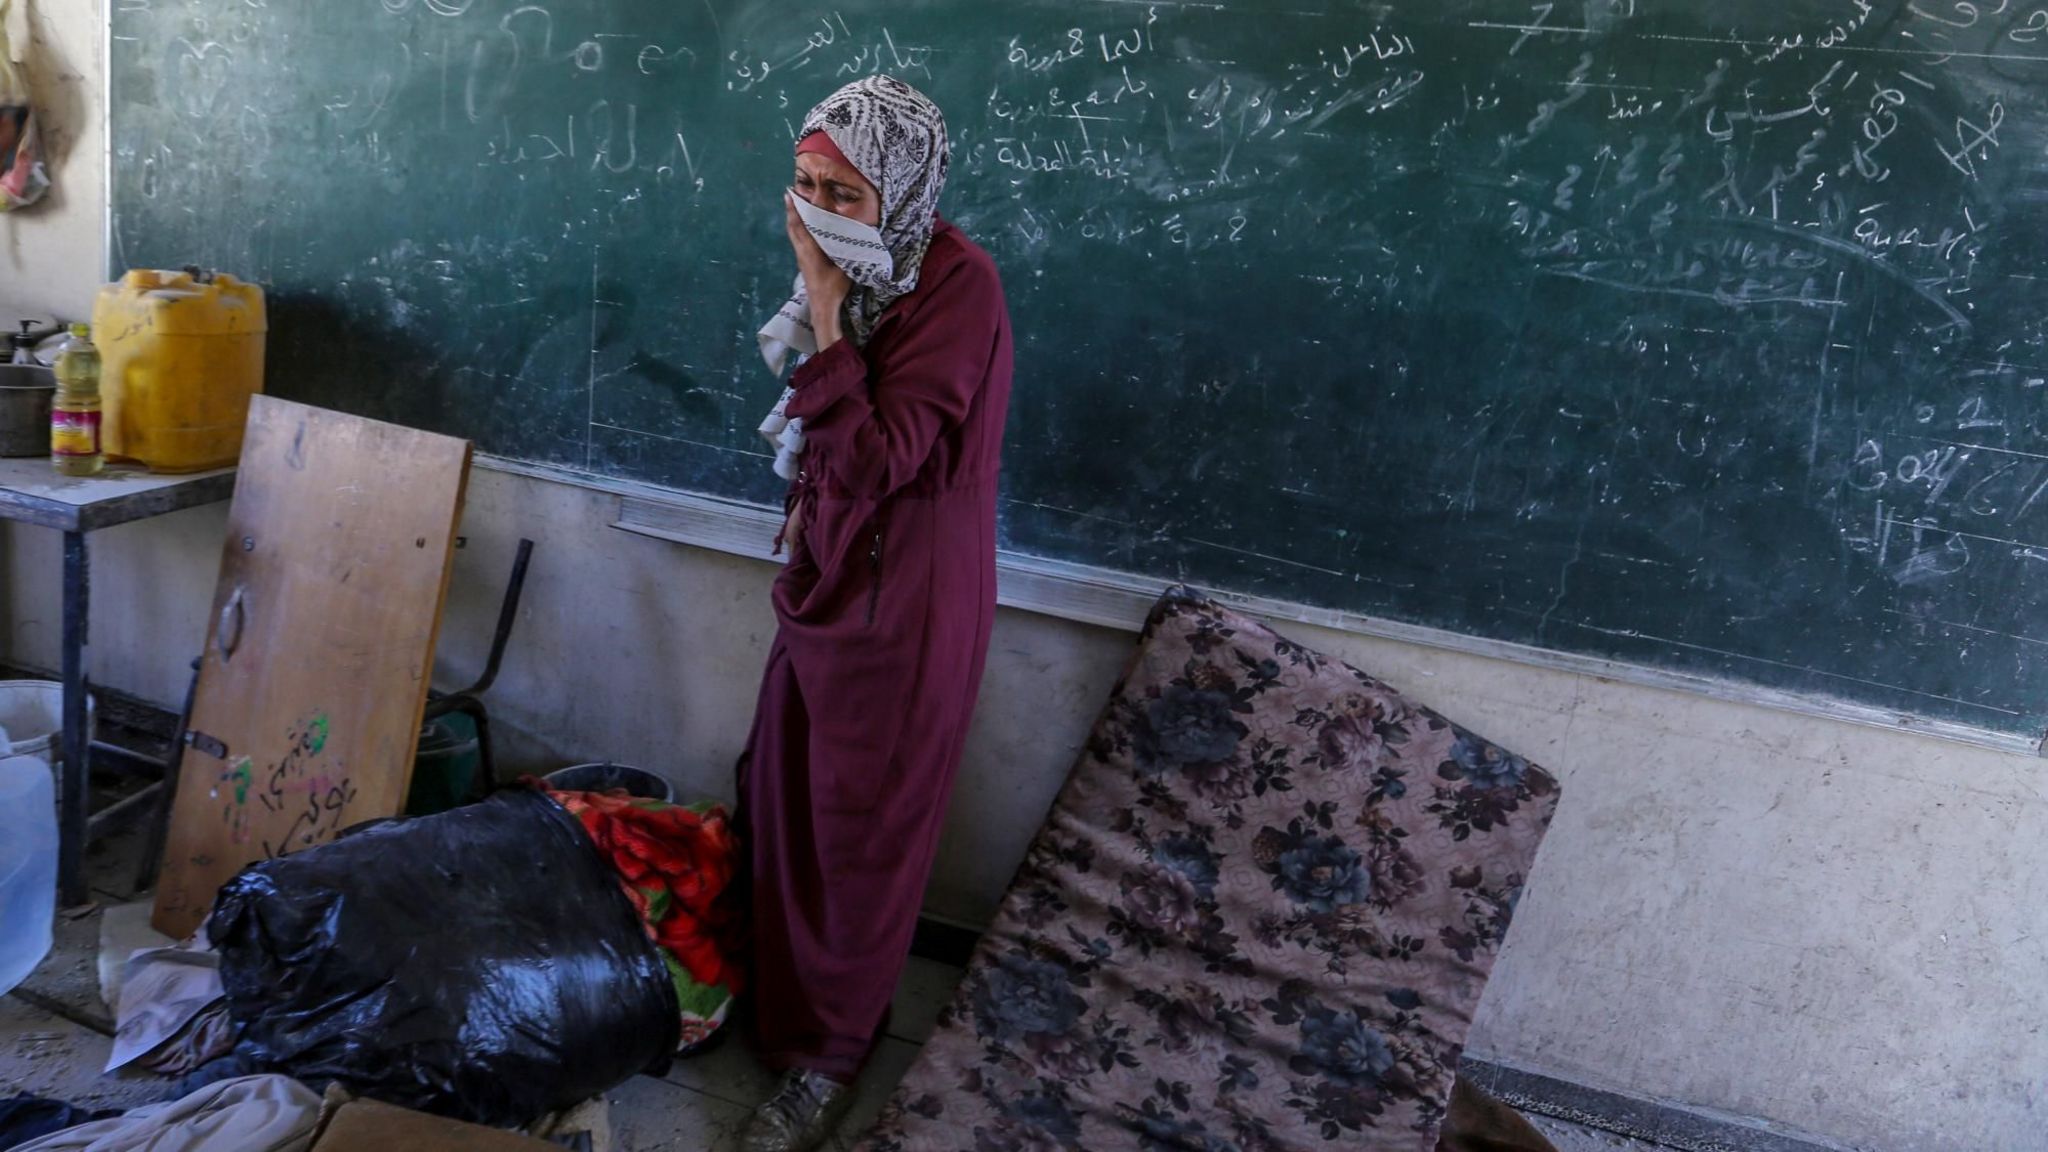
[92,269,266,472]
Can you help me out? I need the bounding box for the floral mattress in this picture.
[854,587,1563,1151]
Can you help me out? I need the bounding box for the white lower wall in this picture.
[14,463,2037,1151]
[9,2,2045,1148]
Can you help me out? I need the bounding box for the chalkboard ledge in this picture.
[476,456,2046,758]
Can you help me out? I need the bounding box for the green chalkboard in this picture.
[111,0,2048,738]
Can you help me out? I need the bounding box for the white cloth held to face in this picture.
[756,194,898,481]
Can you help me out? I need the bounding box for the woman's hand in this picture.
[779,495,809,558]
[786,193,851,350]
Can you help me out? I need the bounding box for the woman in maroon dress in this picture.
[738,77,1013,1152]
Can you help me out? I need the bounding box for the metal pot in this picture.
[542,762,677,803]
[0,365,55,458]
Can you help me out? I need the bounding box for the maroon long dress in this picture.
[739,219,1012,1080]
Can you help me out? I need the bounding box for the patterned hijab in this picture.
[792,75,951,342]
[755,76,951,479]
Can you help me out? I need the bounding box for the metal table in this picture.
[0,459,236,905]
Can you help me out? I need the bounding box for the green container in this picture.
[405,714,481,817]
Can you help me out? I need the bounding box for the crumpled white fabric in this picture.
[7,1075,321,1152]
[755,195,897,480]
[104,928,226,1073]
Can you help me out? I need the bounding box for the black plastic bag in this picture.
[209,789,680,1127]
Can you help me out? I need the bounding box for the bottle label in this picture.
[52,410,101,458]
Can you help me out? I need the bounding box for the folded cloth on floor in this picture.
[5,1076,320,1152]
[548,788,744,1053]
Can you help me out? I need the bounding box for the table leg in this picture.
[58,529,90,908]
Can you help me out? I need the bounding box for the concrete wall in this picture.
[10,4,2043,1148]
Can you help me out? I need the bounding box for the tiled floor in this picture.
[619,959,941,1151]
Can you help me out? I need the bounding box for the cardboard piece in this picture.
[313,1098,561,1152]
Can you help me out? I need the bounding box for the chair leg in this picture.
[469,706,496,799]
[471,540,534,697]
[419,540,529,806]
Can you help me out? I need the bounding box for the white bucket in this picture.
[0,680,95,762]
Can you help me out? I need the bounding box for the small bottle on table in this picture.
[51,323,103,477]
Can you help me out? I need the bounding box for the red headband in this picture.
[796,130,853,170]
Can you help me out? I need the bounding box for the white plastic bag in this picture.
[0,0,49,212]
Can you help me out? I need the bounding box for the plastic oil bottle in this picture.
[51,323,103,476]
